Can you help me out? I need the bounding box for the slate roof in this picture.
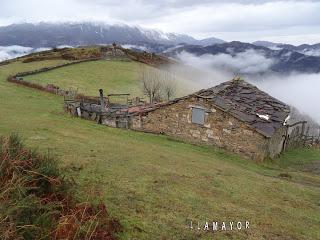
[195,79,290,137]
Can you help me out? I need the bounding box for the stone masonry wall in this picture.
[267,126,287,159]
[132,97,269,161]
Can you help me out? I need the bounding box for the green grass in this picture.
[1,60,320,239]
[276,148,320,167]
[23,60,147,97]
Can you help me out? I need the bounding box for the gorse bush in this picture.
[0,134,120,240]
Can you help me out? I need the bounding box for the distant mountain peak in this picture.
[0,22,225,48]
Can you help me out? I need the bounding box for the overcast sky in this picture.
[1,0,320,44]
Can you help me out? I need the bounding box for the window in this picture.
[192,107,205,125]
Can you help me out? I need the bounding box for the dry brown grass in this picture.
[0,134,120,240]
[22,47,102,63]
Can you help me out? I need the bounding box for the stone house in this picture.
[63,79,291,161]
[130,79,290,161]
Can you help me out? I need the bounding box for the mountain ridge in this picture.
[166,41,320,74]
[253,41,320,56]
[0,22,225,48]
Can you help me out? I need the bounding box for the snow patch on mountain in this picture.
[299,48,320,57]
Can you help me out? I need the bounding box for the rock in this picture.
[278,173,292,179]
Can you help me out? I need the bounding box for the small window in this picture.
[192,107,205,125]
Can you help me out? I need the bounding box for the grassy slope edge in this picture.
[0,134,120,240]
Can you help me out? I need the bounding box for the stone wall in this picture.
[15,58,101,78]
[131,97,270,161]
[101,115,130,129]
[64,100,131,128]
[64,101,101,123]
[8,58,102,98]
[267,126,287,159]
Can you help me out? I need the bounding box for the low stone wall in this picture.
[7,58,103,98]
[8,76,68,96]
[131,97,270,161]
[64,99,133,129]
[64,101,102,122]
[15,58,101,78]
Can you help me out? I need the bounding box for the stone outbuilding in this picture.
[131,79,290,161]
[63,79,291,161]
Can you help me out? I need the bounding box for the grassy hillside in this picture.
[0,60,320,239]
[23,60,145,96]
[21,46,103,62]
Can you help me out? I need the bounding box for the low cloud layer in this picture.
[0,46,63,61]
[121,44,149,52]
[0,46,34,61]
[177,50,274,75]
[173,51,320,124]
[253,73,320,125]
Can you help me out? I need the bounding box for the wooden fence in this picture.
[283,121,320,151]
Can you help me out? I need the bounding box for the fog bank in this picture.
[173,52,320,124]
[0,45,59,61]
[253,73,320,125]
[0,45,33,61]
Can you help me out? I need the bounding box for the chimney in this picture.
[99,89,106,112]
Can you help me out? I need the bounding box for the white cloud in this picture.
[177,50,274,75]
[56,45,74,49]
[254,73,320,124]
[0,45,33,61]
[0,45,51,61]
[121,44,148,51]
[172,51,320,124]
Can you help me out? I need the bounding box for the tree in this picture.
[139,65,177,103]
[140,66,161,103]
[162,72,176,101]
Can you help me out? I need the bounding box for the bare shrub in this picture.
[162,72,176,101]
[140,65,162,103]
[139,65,177,103]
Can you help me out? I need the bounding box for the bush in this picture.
[0,134,120,240]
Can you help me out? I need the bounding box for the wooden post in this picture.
[282,125,289,153]
[304,126,310,147]
[301,122,306,136]
[99,89,106,113]
[300,122,306,147]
